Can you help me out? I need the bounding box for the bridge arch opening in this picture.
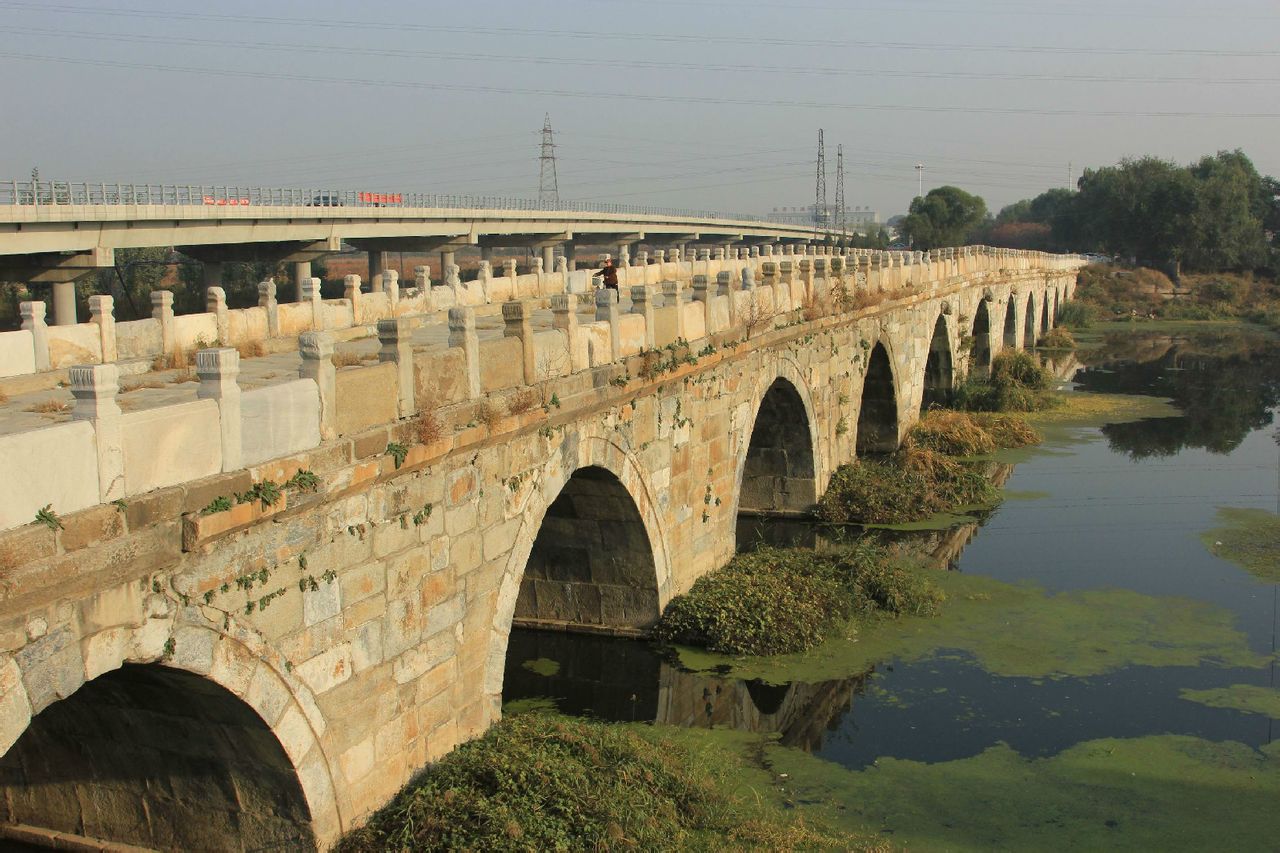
[857,342,899,454]
[1024,295,1037,346]
[1041,296,1051,334]
[971,301,993,376]
[921,315,954,410]
[0,663,315,850]
[739,378,817,518]
[515,465,659,632]
[1003,299,1018,349]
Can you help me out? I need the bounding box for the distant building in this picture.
[766,204,879,230]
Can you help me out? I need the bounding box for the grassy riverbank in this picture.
[334,711,877,852]
[1070,264,1280,333]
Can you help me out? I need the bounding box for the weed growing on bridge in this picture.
[507,388,540,415]
[414,409,445,445]
[952,350,1058,413]
[201,495,232,515]
[285,469,320,492]
[654,543,942,656]
[385,442,409,469]
[333,711,863,852]
[235,479,281,508]
[33,504,64,531]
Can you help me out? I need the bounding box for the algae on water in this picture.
[520,657,562,677]
[762,733,1280,853]
[1180,684,1280,719]
[672,566,1268,686]
[1200,507,1280,582]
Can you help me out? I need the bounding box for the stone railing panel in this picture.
[335,362,398,437]
[172,312,219,351]
[652,305,681,349]
[580,321,613,367]
[681,302,706,341]
[277,302,315,338]
[618,314,646,357]
[226,307,269,347]
[0,421,99,530]
[115,318,162,361]
[122,399,222,496]
[47,324,102,369]
[321,301,355,331]
[240,379,322,467]
[479,337,524,393]
[0,329,35,378]
[532,329,573,381]
[707,295,730,335]
[413,348,469,408]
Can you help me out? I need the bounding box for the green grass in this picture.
[653,543,943,656]
[952,350,1060,413]
[333,712,872,852]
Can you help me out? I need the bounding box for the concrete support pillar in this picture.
[21,301,50,372]
[344,275,362,324]
[205,287,229,346]
[51,280,77,326]
[378,317,415,417]
[302,277,324,330]
[369,251,385,287]
[196,348,242,472]
[448,307,482,400]
[88,295,117,363]
[258,280,280,337]
[595,288,621,361]
[202,262,224,301]
[151,290,175,357]
[70,363,124,502]
[630,285,656,349]
[564,243,577,272]
[298,331,336,440]
[294,261,311,303]
[550,293,580,372]
[542,244,556,275]
[502,301,537,386]
[480,246,494,264]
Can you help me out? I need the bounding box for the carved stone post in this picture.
[631,284,656,349]
[258,280,280,337]
[21,301,50,372]
[449,307,481,400]
[378,317,415,417]
[692,275,714,335]
[89,294,118,363]
[344,275,362,324]
[303,276,324,330]
[550,293,580,372]
[298,331,336,440]
[595,288,621,362]
[197,348,242,472]
[503,301,537,386]
[71,363,124,501]
[151,290,175,357]
[662,280,685,342]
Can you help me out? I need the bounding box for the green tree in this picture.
[901,186,988,250]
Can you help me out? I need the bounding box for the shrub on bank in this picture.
[1056,301,1097,329]
[1037,326,1076,350]
[334,712,858,852]
[654,543,942,656]
[953,350,1058,412]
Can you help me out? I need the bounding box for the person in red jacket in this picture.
[597,257,619,292]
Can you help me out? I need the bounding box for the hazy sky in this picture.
[2,0,1278,218]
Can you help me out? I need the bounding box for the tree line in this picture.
[900,149,1279,277]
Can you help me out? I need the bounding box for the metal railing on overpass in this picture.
[1,179,772,223]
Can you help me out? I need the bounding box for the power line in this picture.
[5,52,1276,120]
[2,3,1277,57]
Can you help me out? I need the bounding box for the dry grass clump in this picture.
[119,380,165,394]
[414,409,445,445]
[26,399,70,415]
[236,340,267,359]
[151,347,193,371]
[506,388,540,415]
[907,410,997,456]
[0,389,8,404]
[332,350,365,368]
[974,413,1042,448]
[476,399,503,429]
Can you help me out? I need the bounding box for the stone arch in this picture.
[1041,292,1051,333]
[737,377,818,517]
[921,313,955,410]
[971,299,993,376]
[514,465,661,632]
[1024,293,1037,346]
[857,340,900,453]
[0,618,340,848]
[485,434,669,701]
[1002,296,1018,350]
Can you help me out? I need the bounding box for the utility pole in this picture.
[814,129,828,232]
[914,163,925,200]
[538,113,559,209]
[834,144,846,235]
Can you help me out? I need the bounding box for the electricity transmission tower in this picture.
[814,129,827,231]
[834,144,846,235]
[538,114,559,208]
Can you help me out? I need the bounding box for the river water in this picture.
[504,326,1280,849]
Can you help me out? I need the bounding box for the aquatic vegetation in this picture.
[673,565,1267,686]
[763,733,1280,852]
[1180,684,1280,718]
[818,449,1001,526]
[1200,508,1280,582]
[654,544,943,656]
[953,350,1059,412]
[333,711,867,852]
[520,657,561,677]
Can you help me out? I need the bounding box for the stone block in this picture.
[0,524,57,571]
[59,503,125,552]
[295,642,353,695]
[336,363,399,437]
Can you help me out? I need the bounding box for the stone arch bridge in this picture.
[0,246,1078,850]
